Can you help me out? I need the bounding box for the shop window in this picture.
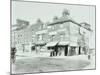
[70,47,76,55]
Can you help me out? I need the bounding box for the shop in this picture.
[31,43,35,52]
[57,41,69,56]
[35,41,46,53]
[69,42,78,56]
[46,42,58,57]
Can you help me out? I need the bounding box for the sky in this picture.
[12,1,95,48]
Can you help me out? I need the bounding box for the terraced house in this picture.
[12,9,92,56]
[12,19,32,53]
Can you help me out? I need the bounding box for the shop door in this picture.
[64,45,68,56]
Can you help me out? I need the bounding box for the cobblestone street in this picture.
[12,54,93,74]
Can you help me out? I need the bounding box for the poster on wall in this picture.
[11,0,96,74]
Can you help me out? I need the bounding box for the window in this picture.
[60,24,64,28]
[37,34,42,41]
[32,40,34,43]
[39,26,42,30]
[18,35,20,37]
[51,35,55,41]
[60,34,65,41]
[42,34,45,40]
[43,24,46,29]
[20,35,22,37]
[18,34,22,37]
[51,26,55,30]
[47,26,52,29]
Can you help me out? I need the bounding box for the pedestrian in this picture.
[88,54,91,60]
[50,51,53,57]
[11,47,17,63]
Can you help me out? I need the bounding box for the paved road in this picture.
[12,56,90,74]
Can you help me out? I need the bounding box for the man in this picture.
[11,47,17,63]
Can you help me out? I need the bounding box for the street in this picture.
[12,55,92,74]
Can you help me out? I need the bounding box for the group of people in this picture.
[50,47,64,57]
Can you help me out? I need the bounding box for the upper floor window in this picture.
[37,34,42,41]
[43,24,46,29]
[60,24,64,28]
[18,34,22,37]
[51,26,55,30]
[51,35,55,41]
[60,34,65,41]
[39,26,42,30]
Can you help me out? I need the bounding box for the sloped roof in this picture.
[48,18,92,31]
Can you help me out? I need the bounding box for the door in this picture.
[79,46,81,55]
[65,45,68,56]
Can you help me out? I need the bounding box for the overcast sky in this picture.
[12,1,95,48]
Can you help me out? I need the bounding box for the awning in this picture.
[70,42,78,46]
[58,41,69,45]
[35,41,46,46]
[46,42,58,47]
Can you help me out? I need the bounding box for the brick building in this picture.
[12,9,92,56]
[29,9,91,56]
[12,19,32,53]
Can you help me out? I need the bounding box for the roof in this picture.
[70,42,78,46]
[48,19,92,31]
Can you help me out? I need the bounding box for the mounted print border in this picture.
[10,0,96,74]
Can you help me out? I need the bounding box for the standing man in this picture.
[11,47,17,63]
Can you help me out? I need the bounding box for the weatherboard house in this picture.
[12,9,92,56]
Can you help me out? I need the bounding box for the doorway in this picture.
[64,45,68,56]
[79,46,81,55]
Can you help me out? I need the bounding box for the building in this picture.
[11,9,92,56]
[46,9,91,56]
[12,19,31,53]
[30,19,48,53]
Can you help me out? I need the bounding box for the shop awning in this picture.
[35,41,46,46]
[70,42,78,46]
[58,41,69,45]
[46,42,58,47]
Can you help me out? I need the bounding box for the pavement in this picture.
[83,54,95,69]
[11,51,95,74]
[16,51,50,58]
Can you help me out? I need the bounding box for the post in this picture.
[67,45,70,56]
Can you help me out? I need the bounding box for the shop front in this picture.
[69,42,78,56]
[57,41,69,56]
[35,41,46,53]
[31,43,35,52]
[46,42,58,57]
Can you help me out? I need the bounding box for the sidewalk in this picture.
[83,55,95,69]
[16,51,50,58]
[13,53,91,74]
[16,51,90,61]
